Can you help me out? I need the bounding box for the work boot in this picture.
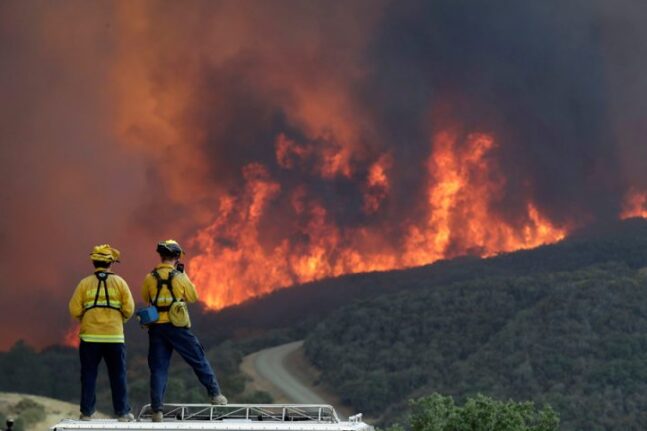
[117,413,135,422]
[210,393,228,405]
[79,414,93,421]
[151,411,163,423]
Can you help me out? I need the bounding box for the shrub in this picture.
[15,399,46,423]
[409,393,559,431]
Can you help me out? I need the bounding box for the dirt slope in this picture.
[0,392,106,431]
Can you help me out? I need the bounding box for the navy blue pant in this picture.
[79,341,130,416]
[148,323,221,411]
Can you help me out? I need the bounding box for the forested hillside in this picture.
[2,219,647,427]
[305,263,647,430]
[199,219,647,343]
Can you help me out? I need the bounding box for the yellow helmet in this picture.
[156,239,185,258]
[90,244,121,263]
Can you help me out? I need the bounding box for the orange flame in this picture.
[402,132,565,266]
[621,189,647,219]
[63,324,80,348]
[363,154,392,214]
[189,131,566,309]
[108,4,566,311]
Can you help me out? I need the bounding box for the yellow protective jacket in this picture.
[141,263,198,324]
[68,269,135,343]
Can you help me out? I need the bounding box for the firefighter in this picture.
[68,244,135,421]
[142,240,226,422]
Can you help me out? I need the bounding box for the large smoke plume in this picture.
[1,0,646,348]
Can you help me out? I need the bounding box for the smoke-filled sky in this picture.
[1,0,646,349]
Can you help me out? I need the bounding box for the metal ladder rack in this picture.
[137,404,341,423]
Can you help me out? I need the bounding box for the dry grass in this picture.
[0,392,107,431]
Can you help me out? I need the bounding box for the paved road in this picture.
[251,340,328,404]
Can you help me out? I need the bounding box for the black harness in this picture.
[151,269,179,312]
[85,271,121,311]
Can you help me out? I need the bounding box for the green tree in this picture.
[409,394,558,431]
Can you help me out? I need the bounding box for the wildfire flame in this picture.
[402,132,565,266]
[621,189,647,219]
[189,131,566,310]
[64,324,80,348]
[109,4,571,312]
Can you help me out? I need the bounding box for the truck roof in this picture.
[50,404,373,431]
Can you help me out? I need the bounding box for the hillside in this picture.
[304,262,647,430]
[0,392,103,431]
[2,218,647,427]
[195,218,647,344]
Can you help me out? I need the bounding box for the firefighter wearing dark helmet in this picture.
[68,244,135,422]
[141,240,226,422]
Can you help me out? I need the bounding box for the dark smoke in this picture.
[1,0,646,348]
[179,0,644,242]
[0,1,158,348]
[355,0,627,227]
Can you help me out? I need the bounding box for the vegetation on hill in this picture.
[0,392,104,431]
[391,393,559,431]
[1,219,647,429]
[199,219,647,340]
[0,397,46,431]
[305,263,647,430]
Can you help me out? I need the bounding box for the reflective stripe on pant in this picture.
[79,341,130,416]
[148,323,221,411]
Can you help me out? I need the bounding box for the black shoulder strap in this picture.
[151,269,178,311]
[95,272,109,308]
[151,270,162,305]
[86,272,120,311]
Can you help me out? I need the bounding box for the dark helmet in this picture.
[156,239,185,258]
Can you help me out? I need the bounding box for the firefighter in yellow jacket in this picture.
[142,240,226,422]
[68,244,135,421]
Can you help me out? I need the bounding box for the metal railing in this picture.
[137,404,340,423]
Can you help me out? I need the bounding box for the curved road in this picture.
[250,340,328,404]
